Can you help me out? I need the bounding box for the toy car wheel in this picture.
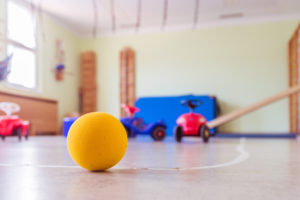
[1,136,5,141]
[175,126,183,142]
[125,127,136,138]
[151,126,166,141]
[200,125,210,143]
[25,129,29,140]
[17,128,22,141]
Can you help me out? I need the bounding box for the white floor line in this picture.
[0,138,249,171]
[0,163,80,168]
[179,138,250,170]
[126,138,250,171]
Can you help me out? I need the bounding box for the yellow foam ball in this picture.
[67,112,128,171]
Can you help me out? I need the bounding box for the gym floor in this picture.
[0,136,300,200]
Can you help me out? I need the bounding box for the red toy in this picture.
[0,102,30,141]
[174,100,210,143]
[122,104,140,117]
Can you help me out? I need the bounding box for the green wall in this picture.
[81,20,299,133]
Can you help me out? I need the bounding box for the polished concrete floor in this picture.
[0,135,300,200]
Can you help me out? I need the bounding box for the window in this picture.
[6,0,37,89]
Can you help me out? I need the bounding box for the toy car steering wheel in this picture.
[181,99,201,106]
[0,102,20,116]
[181,100,201,111]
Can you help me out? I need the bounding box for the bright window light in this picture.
[7,45,36,89]
[6,0,37,89]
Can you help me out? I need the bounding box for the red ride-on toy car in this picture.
[0,102,30,141]
[174,100,210,143]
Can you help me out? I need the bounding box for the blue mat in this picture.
[135,95,219,136]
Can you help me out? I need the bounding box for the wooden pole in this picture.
[207,85,300,129]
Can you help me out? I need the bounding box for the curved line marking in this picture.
[128,138,249,171]
[180,138,249,170]
[0,138,249,171]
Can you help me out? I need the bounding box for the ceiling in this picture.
[27,0,300,37]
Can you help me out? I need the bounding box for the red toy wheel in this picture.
[151,126,166,141]
[174,126,183,142]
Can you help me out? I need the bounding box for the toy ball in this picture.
[67,112,128,171]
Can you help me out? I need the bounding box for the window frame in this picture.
[5,0,39,92]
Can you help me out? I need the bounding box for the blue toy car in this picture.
[120,105,167,141]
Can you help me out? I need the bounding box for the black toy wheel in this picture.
[1,136,5,141]
[200,125,210,143]
[175,126,183,142]
[125,127,136,138]
[17,128,22,141]
[25,129,29,140]
[151,126,166,141]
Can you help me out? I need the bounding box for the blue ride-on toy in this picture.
[120,104,167,141]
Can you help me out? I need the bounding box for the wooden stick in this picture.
[207,84,300,129]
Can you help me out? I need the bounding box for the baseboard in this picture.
[215,133,298,139]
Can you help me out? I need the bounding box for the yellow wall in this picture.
[81,20,299,133]
[0,0,81,126]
